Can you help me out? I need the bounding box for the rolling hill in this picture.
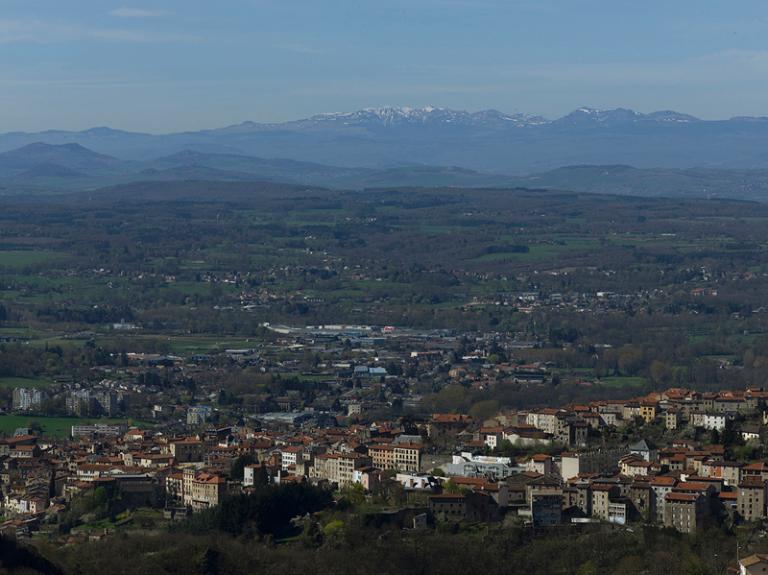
[5,140,768,203]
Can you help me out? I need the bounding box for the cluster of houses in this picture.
[420,387,768,534]
[412,437,768,534]
[0,416,428,537]
[12,379,136,418]
[475,387,768,453]
[3,385,768,541]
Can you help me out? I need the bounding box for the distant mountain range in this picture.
[5,106,768,174]
[6,105,768,200]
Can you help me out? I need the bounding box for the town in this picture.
[4,181,768,573]
[4,319,768,568]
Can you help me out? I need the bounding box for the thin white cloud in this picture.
[0,18,196,44]
[275,43,325,55]
[413,48,768,90]
[527,50,768,86]
[91,28,196,43]
[110,8,169,18]
[695,49,768,68]
[0,19,50,43]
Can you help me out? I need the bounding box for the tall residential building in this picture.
[165,468,228,511]
[66,388,119,416]
[12,388,46,411]
[738,477,767,523]
[66,389,96,416]
[187,405,213,426]
[664,493,705,534]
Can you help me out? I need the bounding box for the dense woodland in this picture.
[0,482,748,575]
[3,528,737,575]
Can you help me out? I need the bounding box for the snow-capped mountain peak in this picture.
[306,106,548,128]
[556,107,699,126]
[312,106,453,124]
[213,105,702,135]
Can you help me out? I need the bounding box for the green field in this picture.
[0,376,53,389]
[0,250,59,268]
[166,336,259,353]
[0,326,41,336]
[474,241,597,263]
[0,415,152,438]
[95,334,262,354]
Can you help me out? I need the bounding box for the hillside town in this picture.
[4,316,768,575]
[5,318,768,553]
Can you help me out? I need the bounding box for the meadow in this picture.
[0,376,53,389]
[0,249,60,268]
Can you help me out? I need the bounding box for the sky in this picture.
[2,0,768,133]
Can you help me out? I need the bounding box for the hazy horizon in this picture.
[5,96,768,138]
[3,103,767,136]
[3,0,768,133]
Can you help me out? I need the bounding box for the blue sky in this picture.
[2,0,768,132]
